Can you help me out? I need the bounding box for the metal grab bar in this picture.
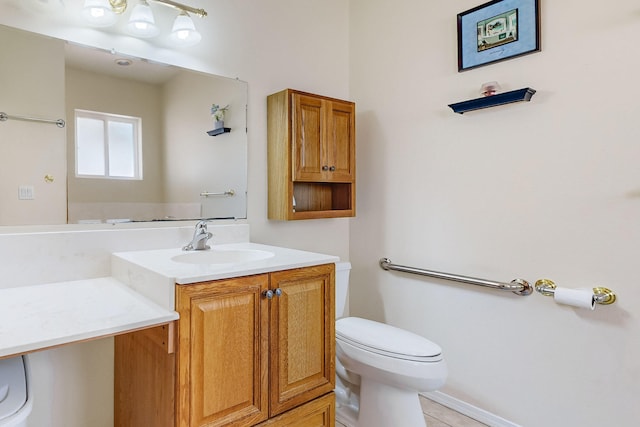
[379,258,533,296]
[0,112,65,128]
[200,189,235,197]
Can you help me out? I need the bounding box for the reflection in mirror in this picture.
[0,24,247,226]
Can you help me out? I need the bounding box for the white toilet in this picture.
[0,355,33,427]
[334,262,447,427]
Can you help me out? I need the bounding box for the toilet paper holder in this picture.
[534,279,617,305]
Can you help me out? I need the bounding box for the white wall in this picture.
[349,1,640,426]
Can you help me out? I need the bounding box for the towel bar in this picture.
[379,258,533,296]
[0,111,65,128]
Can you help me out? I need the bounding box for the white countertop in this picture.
[0,277,178,359]
[113,242,340,284]
[0,242,338,358]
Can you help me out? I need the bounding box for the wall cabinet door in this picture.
[292,93,324,181]
[268,264,335,416]
[324,99,355,182]
[292,93,355,183]
[176,274,270,427]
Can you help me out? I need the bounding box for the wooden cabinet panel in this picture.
[293,94,324,181]
[176,275,270,427]
[256,393,335,427]
[291,93,355,183]
[325,100,355,182]
[269,264,335,416]
[115,324,176,427]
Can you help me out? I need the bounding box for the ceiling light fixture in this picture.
[81,0,207,46]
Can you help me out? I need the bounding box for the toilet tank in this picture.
[335,262,351,319]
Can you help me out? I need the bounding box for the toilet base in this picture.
[338,377,426,427]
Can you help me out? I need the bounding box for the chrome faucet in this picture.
[183,220,213,251]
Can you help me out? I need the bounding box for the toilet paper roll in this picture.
[553,287,595,310]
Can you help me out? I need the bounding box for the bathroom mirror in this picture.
[0,23,248,226]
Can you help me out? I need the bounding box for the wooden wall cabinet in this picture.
[268,89,355,220]
[115,264,335,427]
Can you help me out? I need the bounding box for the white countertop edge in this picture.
[0,315,177,359]
[174,257,340,284]
[0,277,179,359]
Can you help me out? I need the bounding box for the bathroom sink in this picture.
[171,249,275,265]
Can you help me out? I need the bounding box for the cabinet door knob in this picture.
[322,165,329,171]
[274,288,283,297]
[329,166,336,171]
[263,290,274,299]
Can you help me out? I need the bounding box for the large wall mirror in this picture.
[0,21,247,226]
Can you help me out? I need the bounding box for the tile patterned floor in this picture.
[336,395,488,427]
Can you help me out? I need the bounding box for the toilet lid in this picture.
[336,317,442,362]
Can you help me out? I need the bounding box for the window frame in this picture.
[74,109,143,180]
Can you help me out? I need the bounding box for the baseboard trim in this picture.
[421,391,521,427]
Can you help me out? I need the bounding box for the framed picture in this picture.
[457,0,540,72]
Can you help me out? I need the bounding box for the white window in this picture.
[75,109,142,179]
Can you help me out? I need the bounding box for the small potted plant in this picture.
[210,104,229,129]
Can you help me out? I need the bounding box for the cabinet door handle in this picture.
[263,289,282,299]
[322,165,329,171]
[329,166,336,172]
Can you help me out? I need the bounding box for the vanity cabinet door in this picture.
[268,264,335,416]
[256,392,335,427]
[176,274,270,427]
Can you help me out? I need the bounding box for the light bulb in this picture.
[169,12,202,47]
[126,0,159,38]
[82,0,117,27]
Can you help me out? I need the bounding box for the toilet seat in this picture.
[336,317,442,362]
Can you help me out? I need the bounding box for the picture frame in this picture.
[457,0,540,72]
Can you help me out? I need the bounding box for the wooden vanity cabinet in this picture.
[115,264,335,427]
[268,89,356,220]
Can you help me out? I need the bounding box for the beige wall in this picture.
[162,72,248,219]
[0,26,66,225]
[3,0,639,425]
[349,1,640,426]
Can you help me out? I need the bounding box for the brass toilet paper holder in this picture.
[534,279,617,305]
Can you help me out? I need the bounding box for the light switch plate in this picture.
[18,185,34,200]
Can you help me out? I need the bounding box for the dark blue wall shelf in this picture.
[207,127,231,136]
[448,88,536,114]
